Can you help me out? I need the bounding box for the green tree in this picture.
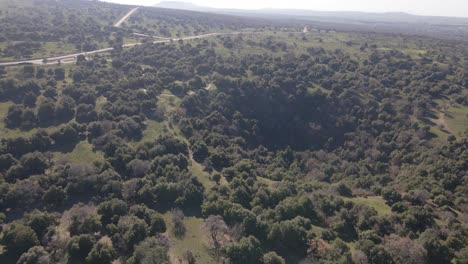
[86,239,116,264]
[150,214,167,235]
[17,246,50,264]
[382,187,402,205]
[128,237,169,264]
[419,229,452,264]
[97,198,128,225]
[268,219,308,254]
[2,223,40,256]
[68,234,96,260]
[263,251,286,264]
[191,141,209,163]
[37,99,55,125]
[225,236,263,264]
[54,68,65,80]
[24,210,58,237]
[43,186,67,206]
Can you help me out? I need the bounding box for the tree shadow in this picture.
[48,137,83,153]
[154,204,202,218]
[0,251,19,264]
[419,117,436,126]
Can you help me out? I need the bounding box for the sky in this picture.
[103,0,468,18]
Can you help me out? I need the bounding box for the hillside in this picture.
[0,0,467,264]
[155,1,468,41]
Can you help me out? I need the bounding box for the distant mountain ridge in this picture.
[154,1,468,26]
[155,1,207,11]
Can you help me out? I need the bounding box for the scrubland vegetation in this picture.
[0,0,467,263]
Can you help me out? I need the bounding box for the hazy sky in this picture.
[104,0,468,17]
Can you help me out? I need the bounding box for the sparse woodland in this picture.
[0,0,467,264]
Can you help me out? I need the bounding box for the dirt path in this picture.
[114,7,139,27]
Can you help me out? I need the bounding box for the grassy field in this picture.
[95,96,108,113]
[140,119,166,143]
[158,90,182,115]
[0,40,99,62]
[341,196,392,215]
[0,101,58,139]
[257,176,277,188]
[189,157,213,189]
[162,212,217,264]
[445,104,468,137]
[427,101,468,141]
[53,140,104,164]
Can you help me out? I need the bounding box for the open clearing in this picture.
[341,196,392,215]
[162,213,217,264]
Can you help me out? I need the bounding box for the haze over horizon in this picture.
[102,0,468,18]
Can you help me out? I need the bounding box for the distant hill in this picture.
[154,1,209,12]
[155,1,468,26]
[154,1,468,41]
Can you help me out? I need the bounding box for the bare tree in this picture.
[203,215,228,250]
[383,235,426,264]
[202,215,243,250]
[228,223,244,242]
[352,250,369,264]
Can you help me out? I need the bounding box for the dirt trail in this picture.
[114,7,139,27]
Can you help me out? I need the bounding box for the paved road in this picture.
[133,33,170,40]
[0,6,308,67]
[0,7,139,66]
[0,47,114,66]
[114,7,139,27]
[0,32,253,66]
